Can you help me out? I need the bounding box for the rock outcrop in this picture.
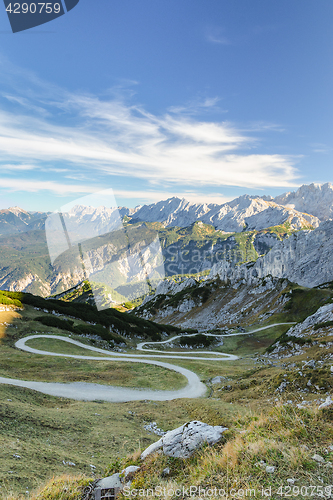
[274,182,333,221]
[140,420,228,460]
[137,274,289,329]
[285,303,333,339]
[210,220,333,288]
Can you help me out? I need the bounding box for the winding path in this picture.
[0,323,294,403]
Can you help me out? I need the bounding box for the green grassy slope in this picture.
[1,280,333,499]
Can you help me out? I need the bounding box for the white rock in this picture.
[319,396,333,409]
[211,376,225,384]
[266,466,276,473]
[141,420,228,460]
[121,466,140,480]
[255,460,267,468]
[312,454,325,463]
[162,467,170,477]
[96,474,123,490]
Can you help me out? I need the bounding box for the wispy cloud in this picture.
[0,64,299,199]
[0,178,96,194]
[205,27,231,45]
[113,189,232,206]
[1,163,37,171]
[311,143,332,154]
[168,96,224,115]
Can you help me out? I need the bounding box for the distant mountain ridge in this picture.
[273,182,333,221]
[0,182,332,298]
[132,194,319,232]
[0,207,48,236]
[1,183,333,238]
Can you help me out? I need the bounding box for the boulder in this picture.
[211,376,225,384]
[319,396,333,409]
[121,465,140,481]
[141,420,228,460]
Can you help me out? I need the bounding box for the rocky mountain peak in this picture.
[274,182,333,220]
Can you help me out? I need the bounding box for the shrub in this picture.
[179,334,215,348]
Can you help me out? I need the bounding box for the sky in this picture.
[0,0,332,211]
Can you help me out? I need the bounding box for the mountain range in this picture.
[2,182,333,237]
[0,182,332,298]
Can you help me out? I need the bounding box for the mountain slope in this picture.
[0,218,295,297]
[132,195,319,232]
[0,182,331,297]
[274,182,333,221]
[211,219,333,288]
[134,272,333,331]
[0,207,48,236]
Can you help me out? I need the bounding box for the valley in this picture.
[1,183,333,498]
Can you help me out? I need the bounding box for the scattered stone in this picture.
[266,466,276,473]
[12,454,21,459]
[276,381,288,393]
[62,461,76,466]
[287,479,295,485]
[161,467,171,477]
[121,465,140,481]
[144,422,166,436]
[318,396,333,409]
[255,460,266,468]
[141,421,228,460]
[211,376,226,384]
[304,360,316,369]
[312,454,325,463]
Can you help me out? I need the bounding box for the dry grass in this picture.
[30,474,91,500]
[1,474,91,500]
[117,403,333,499]
[0,311,21,340]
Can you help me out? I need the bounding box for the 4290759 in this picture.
[5,3,61,14]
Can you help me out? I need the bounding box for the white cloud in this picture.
[0,178,97,194]
[113,189,232,206]
[0,72,300,193]
[168,96,223,115]
[311,143,332,154]
[205,27,231,45]
[1,163,37,171]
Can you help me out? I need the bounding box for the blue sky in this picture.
[0,0,332,211]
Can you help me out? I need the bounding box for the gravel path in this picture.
[0,323,294,402]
